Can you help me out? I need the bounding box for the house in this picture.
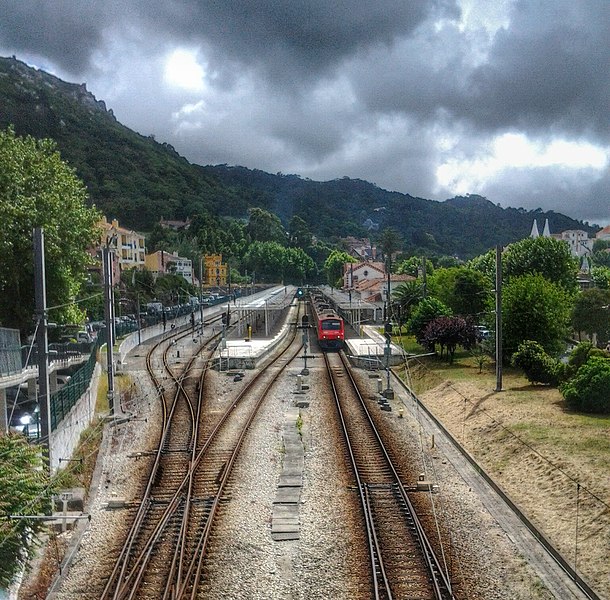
[145,250,193,283]
[352,274,416,303]
[595,225,610,242]
[553,230,593,257]
[530,219,593,258]
[203,254,227,286]
[343,237,377,261]
[98,217,146,271]
[343,261,386,289]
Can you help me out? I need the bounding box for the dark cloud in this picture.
[478,164,610,225]
[464,0,610,142]
[0,0,607,224]
[0,0,460,81]
[0,1,112,73]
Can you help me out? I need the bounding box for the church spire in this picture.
[542,218,551,237]
[530,219,539,238]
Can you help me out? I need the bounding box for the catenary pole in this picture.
[495,244,503,392]
[33,227,52,473]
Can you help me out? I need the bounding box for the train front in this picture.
[317,315,345,350]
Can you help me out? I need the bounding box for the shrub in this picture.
[560,356,610,414]
[511,340,559,386]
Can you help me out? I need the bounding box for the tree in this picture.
[502,274,572,357]
[324,250,355,288]
[469,237,579,293]
[0,434,57,587]
[571,288,610,343]
[378,227,402,271]
[511,340,559,385]
[560,356,610,414]
[421,315,477,362]
[591,266,610,289]
[428,267,492,319]
[392,281,424,332]
[246,208,287,245]
[396,256,434,278]
[242,241,314,284]
[0,128,100,333]
[288,215,312,249]
[407,297,452,343]
[503,237,579,292]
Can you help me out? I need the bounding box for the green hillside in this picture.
[0,56,596,258]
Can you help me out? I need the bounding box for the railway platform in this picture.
[218,306,406,371]
[345,325,405,368]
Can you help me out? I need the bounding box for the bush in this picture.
[511,340,559,385]
[560,356,610,414]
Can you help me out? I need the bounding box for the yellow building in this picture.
[99,217,146,271]
[203,254,227,286]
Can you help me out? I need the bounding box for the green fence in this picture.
[50,348,98,431]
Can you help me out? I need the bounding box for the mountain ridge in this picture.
[0,56,597,258]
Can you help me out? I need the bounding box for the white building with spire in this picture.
[530,219,592,257]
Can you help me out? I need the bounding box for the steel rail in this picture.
[101,316,222,599]
[323,350,393,599]
[324,349,455,599]
[104,301,301,599]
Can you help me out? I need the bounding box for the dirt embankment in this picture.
[405,360,610,599]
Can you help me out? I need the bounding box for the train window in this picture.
[321,319,342,331]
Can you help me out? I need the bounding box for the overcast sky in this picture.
[1,0,608,225]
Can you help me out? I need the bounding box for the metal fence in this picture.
[50,347,98,431]
[48,320,143,430]
[0,327,22,376]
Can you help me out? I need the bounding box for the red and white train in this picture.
[312,295,345,351]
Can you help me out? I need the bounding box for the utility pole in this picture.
[199,255,204,328]
[495,245,503,392]
[136,292,141,345]
[103,247,115,414]
[33,228,52,473]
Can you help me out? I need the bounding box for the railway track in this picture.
[101,300,302,599]
[324,350,455,600]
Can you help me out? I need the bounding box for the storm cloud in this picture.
[0,0,608,224]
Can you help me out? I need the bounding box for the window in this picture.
[321,319,341,331]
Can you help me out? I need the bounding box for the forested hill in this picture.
[201,165,596,257]
[0,56,596,258]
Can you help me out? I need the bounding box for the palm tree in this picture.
[392,280,424,334]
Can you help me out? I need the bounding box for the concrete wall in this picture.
[50,363,101,473]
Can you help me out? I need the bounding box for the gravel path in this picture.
[46,328,594,599]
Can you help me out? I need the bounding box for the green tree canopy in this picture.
[242,241,315,284]
[288,215,313,249]
[378,227,402,271]
[0,434,57,587]
[591,266,610,289]
[391,280,424,327]
[0,128,100,333]
[571,288,610,344]
[396,256,434,278]
[470,237,579,293]
[407,297,452,343]
[324,250,355,288]
[502,274,572,357]
[511,340,559,386]
[246,207,287,245]
[428,267,492,319]
[560,356,610,414]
